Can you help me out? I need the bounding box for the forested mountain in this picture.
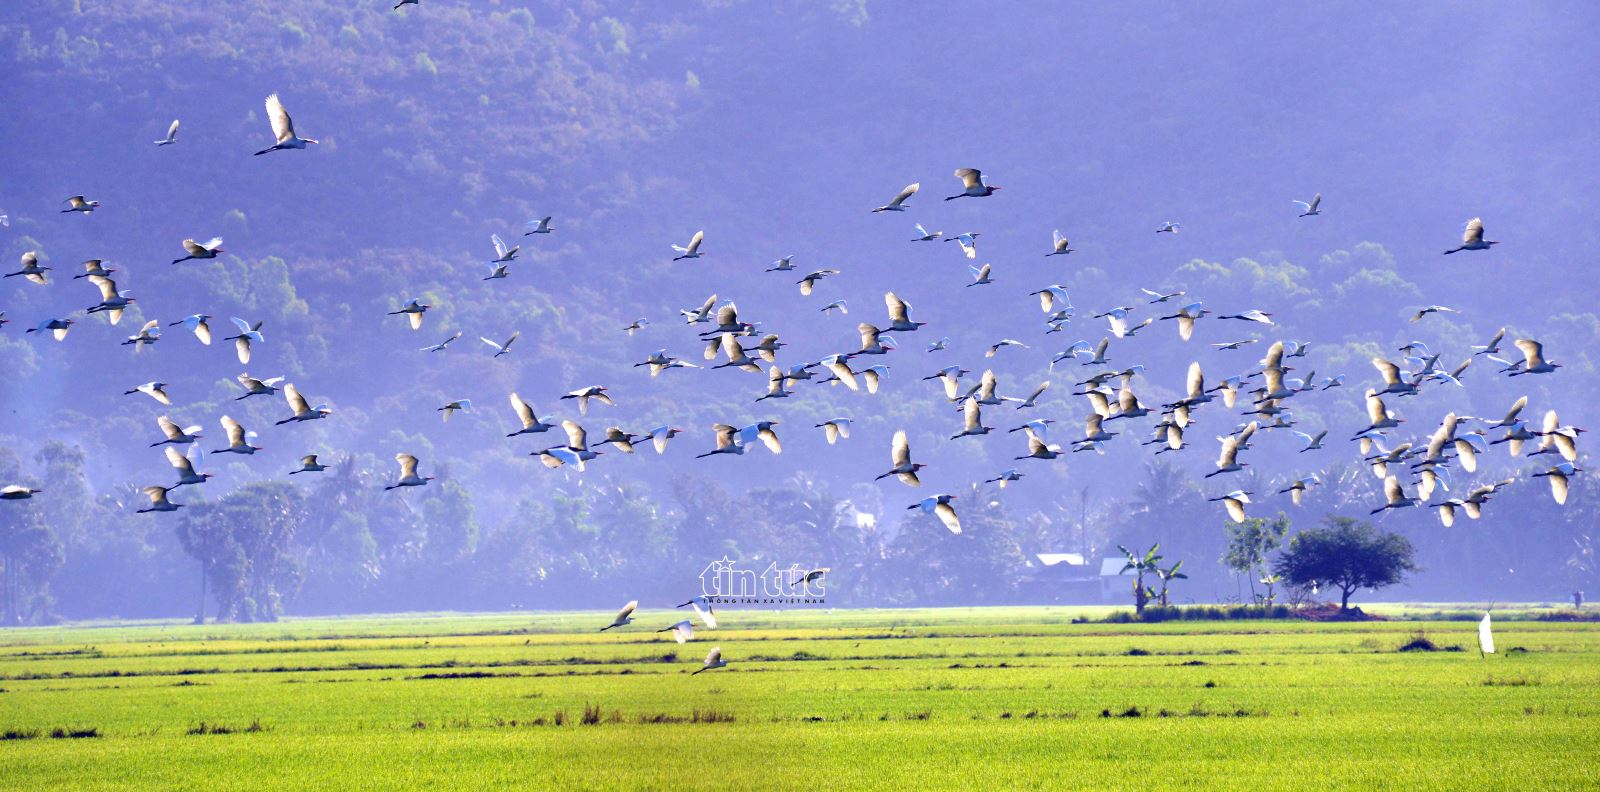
[1,1,1596,622]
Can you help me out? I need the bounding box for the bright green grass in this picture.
[1,607,1596,790]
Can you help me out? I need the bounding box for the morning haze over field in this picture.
[1,2,1599,789]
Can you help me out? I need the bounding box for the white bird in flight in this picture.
[254,93,318,155]
[872,182,918,212]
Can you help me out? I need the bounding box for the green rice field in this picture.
[1,606,1596,790]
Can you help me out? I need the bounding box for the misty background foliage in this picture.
[0,1,1596,622]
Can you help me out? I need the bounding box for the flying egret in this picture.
[290,455,328,475]
[658,620,696,644]
[911,223,942,242]
[1443,218,1497,254]
[1293,193,1321,217]
[437,399,472,422]
[168,314,213,345]
[7,251,50,284]
[523,216,554,235]
[1219,309,1274,325]
[385,453,434,491]
[948,232,979,259]
[254,94,318,155]
[151,416,203,447]
[225,317,264,363]
[213,416,261,455]
[908,494,961,533]
[1156,221,1180,234]
[171,237,224,264]
[876,430,925,486]
[985,469,1025,489]
[1508,339,1560,376]
[1208,490,1252,523]
[696,424,747,459]
[945,168,999,200]
[562,385,613,415]
[692,646,727,675]
[489,233,518,263]
[27,316,75,340]
[816,418,852,445]
[821,299,848,315]
[236,374,284,400]
[1410,305,1459,323]
[0,486,41,501]
[648,426,686,454]
[62,195,100,213]
[967,263,994,286]
[83,275,134,324]
[122,320,161,350]
[136,486,183,514]
[1277,475,1320,506]
[125,382,172,405]
[1160,302,1209,341]
[1047,230,1072,256]
[1370,475,1420,514]
[872,182,918,212]
[388,299,429,330]
[165,446,212,488]
[600,601,637,632]
[1532,462,1581,505]
[481,331,519,358]
[421,331,463,352]
[672,230,705,260]
[766,256,795,272]
[797,269,840,296]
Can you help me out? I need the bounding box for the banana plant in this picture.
[1154,560,1187,606]
[1118,543,1162,615]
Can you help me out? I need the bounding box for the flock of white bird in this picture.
[0,80,1582,677]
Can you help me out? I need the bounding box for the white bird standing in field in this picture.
[254,93,318,155]
[600,601,637,631]
[171,237,223,264]
[872,182,918,212]
[908,494,961,533]
[385,453,434,491]
[672,230,705,261]
[692,646,727,675]
[1293,193,1321,217]
[1443,218,1497,254]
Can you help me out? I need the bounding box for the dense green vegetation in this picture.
[0,607,1595,789]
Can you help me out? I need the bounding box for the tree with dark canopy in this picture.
[1274,516,1417,612]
